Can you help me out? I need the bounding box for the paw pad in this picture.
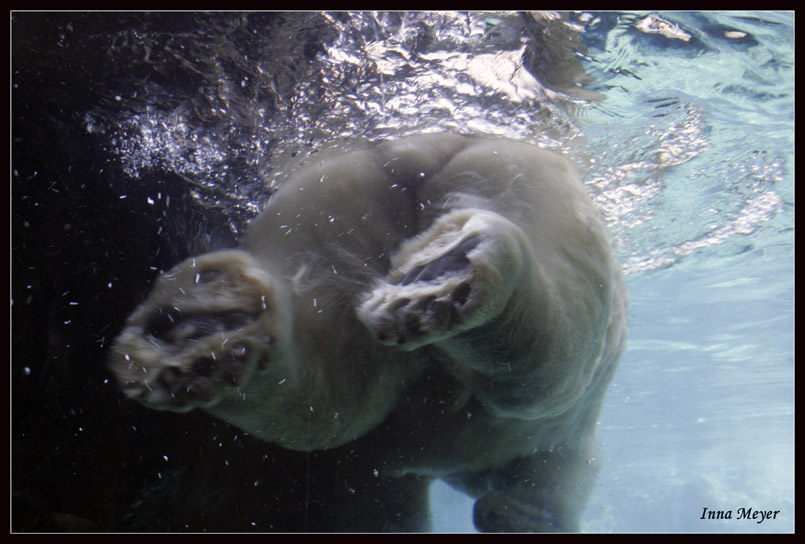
[358,235,488,349]
[154,342,254,406]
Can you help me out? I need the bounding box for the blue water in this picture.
[584,252,793,532]
[431,11,794,533]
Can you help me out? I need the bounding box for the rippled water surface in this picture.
[12,11,793,532]
[82,12,794,276]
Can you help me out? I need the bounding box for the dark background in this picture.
[11,12,340,531]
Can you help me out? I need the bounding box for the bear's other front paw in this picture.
[357,236,483,351]
[398,236,480,286]
[358,208,528,351]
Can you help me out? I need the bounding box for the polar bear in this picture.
[109,133,628,532]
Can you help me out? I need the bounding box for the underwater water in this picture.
[12,11,793,532]
[434,11,795,533]
[581,12,793,533]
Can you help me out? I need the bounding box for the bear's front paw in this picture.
[109,250,291,411]
[141,308,269,408]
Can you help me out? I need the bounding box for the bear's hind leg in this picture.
[472,439,600,533]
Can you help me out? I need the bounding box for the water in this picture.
[431,12,795,533]
[12,11,793,532]
[575,12,794,533]
[582,252,793,532]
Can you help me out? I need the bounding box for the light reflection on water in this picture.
[93,12,792,279]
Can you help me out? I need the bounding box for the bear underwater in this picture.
[109,133,628,532]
